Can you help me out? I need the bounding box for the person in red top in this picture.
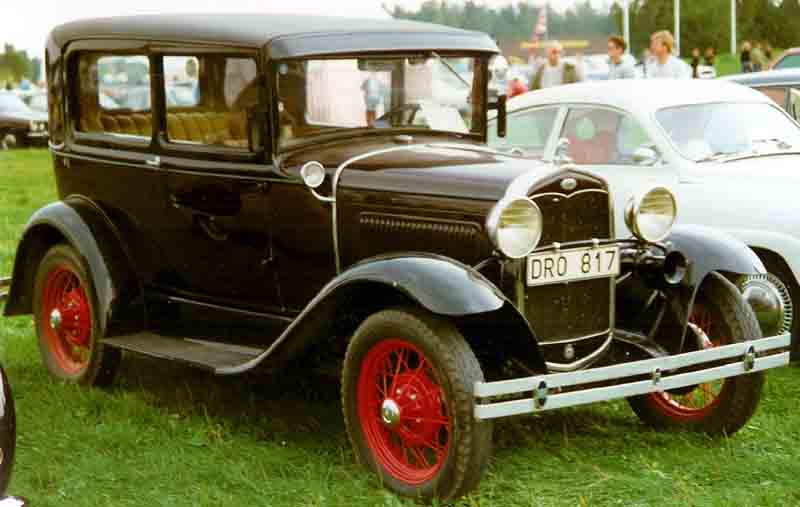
[508,76,528,98]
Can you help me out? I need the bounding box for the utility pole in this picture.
[623,0,630,54]
[730,0,737,56]
[674,0,680,56]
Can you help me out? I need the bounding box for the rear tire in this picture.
[341,307,492,500]
[32,244,120,386]
[628,274,764,435]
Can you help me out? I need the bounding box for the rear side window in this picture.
[161,54,258,150]
[75,53,152,138]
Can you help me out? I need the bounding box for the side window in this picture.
[75,54,152,137]
[756,86,788,107]
[162,55,258,150]
[561,107,654,165]
[488,107,558,159]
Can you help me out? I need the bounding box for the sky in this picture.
[2,0,613,58]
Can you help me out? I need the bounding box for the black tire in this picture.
[341,307,492,500]
[628,274,765,435]
[32,244,120,386]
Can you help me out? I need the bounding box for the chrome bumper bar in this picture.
[474,333,791,420]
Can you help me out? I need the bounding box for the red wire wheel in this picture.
[342,308,492,500]
[33,244,120,386]
[39,264,93,375]
[646,303,728,420]
[356,339,451,485]
[628,275,766,435]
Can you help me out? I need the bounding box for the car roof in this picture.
[50,14,499,59]
[721,68,800,86]
[506,79,771,114]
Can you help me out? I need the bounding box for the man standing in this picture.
[607,36,636,79]
[530,41,582,90]
[647,31,691,79]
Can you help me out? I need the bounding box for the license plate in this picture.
[527,246,620,287]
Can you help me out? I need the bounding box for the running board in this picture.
[102,334,263,373]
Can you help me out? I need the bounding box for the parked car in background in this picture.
[722,68,800,121]
[770,47,800,70]
[0,91,48,148]
[6,14,790,501]
[490,79,800,357]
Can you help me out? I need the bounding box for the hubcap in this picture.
[381,399,401,427]
[49,308,62,332]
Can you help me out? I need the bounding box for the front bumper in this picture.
[474,333,790,420]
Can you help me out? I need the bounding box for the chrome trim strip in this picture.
[475,352,788,419]
[474,332,790,399]
[544,333,612,372]
[48,140,65,151]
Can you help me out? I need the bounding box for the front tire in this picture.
[628,275,764,435]
[33,244,120,386]
[341,307,492,500]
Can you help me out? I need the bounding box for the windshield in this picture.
[277,54,485,149]
[0,92,32,114]
[656,102,800,161]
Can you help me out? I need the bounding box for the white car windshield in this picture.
[277,54,483,148]
[656,102,800,161]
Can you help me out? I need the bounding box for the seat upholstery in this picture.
[89,110,246,147]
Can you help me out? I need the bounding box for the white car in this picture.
[489,79,800,355]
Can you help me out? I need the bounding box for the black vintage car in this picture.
[4,15,790,499]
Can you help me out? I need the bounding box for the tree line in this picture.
[0,44,40,84]
[392,0,800,55]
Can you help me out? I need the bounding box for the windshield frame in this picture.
[653,100,800,163]
[271,51,491,154]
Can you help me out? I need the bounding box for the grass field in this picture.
[0,149,798,506]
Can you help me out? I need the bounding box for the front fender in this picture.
[217,253,543,374]
[4,199,144,337]
[665,224,765,287]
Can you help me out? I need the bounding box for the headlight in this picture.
[29,120,36,132]
[486,197,543,258]
[625,186,677,242]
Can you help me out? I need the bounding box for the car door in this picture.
[488,105,562,159]
[153,53,282,318]
[555,106,680,237]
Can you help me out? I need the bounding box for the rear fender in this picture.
[216,253,546,374]
[4,199,145,337]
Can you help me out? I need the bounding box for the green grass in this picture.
[0,149,799,506]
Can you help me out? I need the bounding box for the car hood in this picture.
[708,153,800,182]
[283,137,563,201]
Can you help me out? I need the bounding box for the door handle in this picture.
[145,156,161,168]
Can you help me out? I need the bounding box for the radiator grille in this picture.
[525,188,613,343]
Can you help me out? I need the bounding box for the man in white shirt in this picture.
[647,31,691,79]
[530,41,583,90]
[607,35,637,80]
